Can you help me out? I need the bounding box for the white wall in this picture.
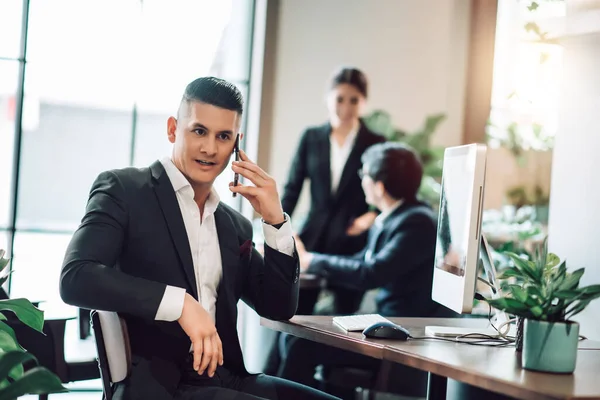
[261,0,472,216]
[548,2,600,340]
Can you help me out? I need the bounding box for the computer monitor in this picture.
[431,143,487,313]
[427,144,507,337]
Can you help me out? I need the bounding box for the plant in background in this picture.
[0,249,66,399]
[363,110,446,206]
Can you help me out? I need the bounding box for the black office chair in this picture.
[91,310,131,400]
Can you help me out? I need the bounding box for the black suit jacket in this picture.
[60,161,300,399]
[307,201,453,318]
[281,120,386,255]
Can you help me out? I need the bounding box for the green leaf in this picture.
[530,306,543,318]
[486,297,531,316]
[579,284,600,295]
[0,252,8,273]
[559,268,585,291]
[526,285,543,299]
[0,299,44,333]
[554,290,582,300]
[527,1,539,12]
[507,252,540,283]
[509,285,529,303]
[0,321,24,352]
[0,351,35,382]
[545,253,560,269]
[0,366,67,399]
[0,325,21,352]
[566,299,592,319]
[498,267,523,280]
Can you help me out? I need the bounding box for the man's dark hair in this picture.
[179,77,244,117]
[361,142,423,201]
[330,67,368,98]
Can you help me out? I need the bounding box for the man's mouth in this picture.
[195,159,217,166]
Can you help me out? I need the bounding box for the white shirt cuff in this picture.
[155,285,186,321]
[262,213,294,257]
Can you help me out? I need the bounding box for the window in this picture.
[10,232,72,302]
[133,0,253,170]
[0,61,19,228]
[0,1,23,59]
[487,0,565,151]
[4,0,257,300]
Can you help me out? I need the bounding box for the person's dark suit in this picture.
[307,200,454,317]
[277,201,456,396]
[60,161,305,400]
[282,120,386,257]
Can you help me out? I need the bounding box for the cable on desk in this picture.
[406,293,516,347]
[407,335,514,347]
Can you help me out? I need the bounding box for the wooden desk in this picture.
[261,315,386,360]
[261,316,600,400]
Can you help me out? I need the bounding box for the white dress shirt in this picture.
[154,157,295,322]
[330,127,358,194]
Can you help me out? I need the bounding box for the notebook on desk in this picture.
[332,314,391,332]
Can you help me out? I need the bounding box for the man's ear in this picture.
[167,117,177,144]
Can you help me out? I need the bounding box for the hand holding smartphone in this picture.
[232,134,240,197]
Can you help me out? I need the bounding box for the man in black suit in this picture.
[60,77,338,400]
[276,142,454,393]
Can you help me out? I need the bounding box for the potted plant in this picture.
[485,239,600,373]
[0,249,67,398]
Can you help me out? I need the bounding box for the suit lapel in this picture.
[317,125,332,199]
[333,123,369,202]
[150,161,198,299]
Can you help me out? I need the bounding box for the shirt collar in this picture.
[375,200,404,226]
[330,125,359,148]
[159,157,221,213]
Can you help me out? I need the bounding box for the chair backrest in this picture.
[91,310,131,400]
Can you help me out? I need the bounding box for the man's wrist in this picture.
[262,213,286,227]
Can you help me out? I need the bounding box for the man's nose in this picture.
[200,137,217,156]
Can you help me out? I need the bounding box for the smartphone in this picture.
[232,134,240,197]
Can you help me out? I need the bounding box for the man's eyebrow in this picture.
[190,122,208,130]
[189,122,234,136]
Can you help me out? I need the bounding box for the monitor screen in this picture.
[434,151,476,277]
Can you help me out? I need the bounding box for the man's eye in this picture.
[218,133,231,141]
[193,129,206,135]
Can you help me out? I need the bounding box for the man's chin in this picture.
[189,170,220,186]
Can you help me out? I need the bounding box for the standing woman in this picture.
[282,67,386,314]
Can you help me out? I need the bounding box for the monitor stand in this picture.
[425,235,516,339]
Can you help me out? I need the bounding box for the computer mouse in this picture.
[362,321,410,340]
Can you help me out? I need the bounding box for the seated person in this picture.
[60,77,338,400]
[276,142,454,393]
